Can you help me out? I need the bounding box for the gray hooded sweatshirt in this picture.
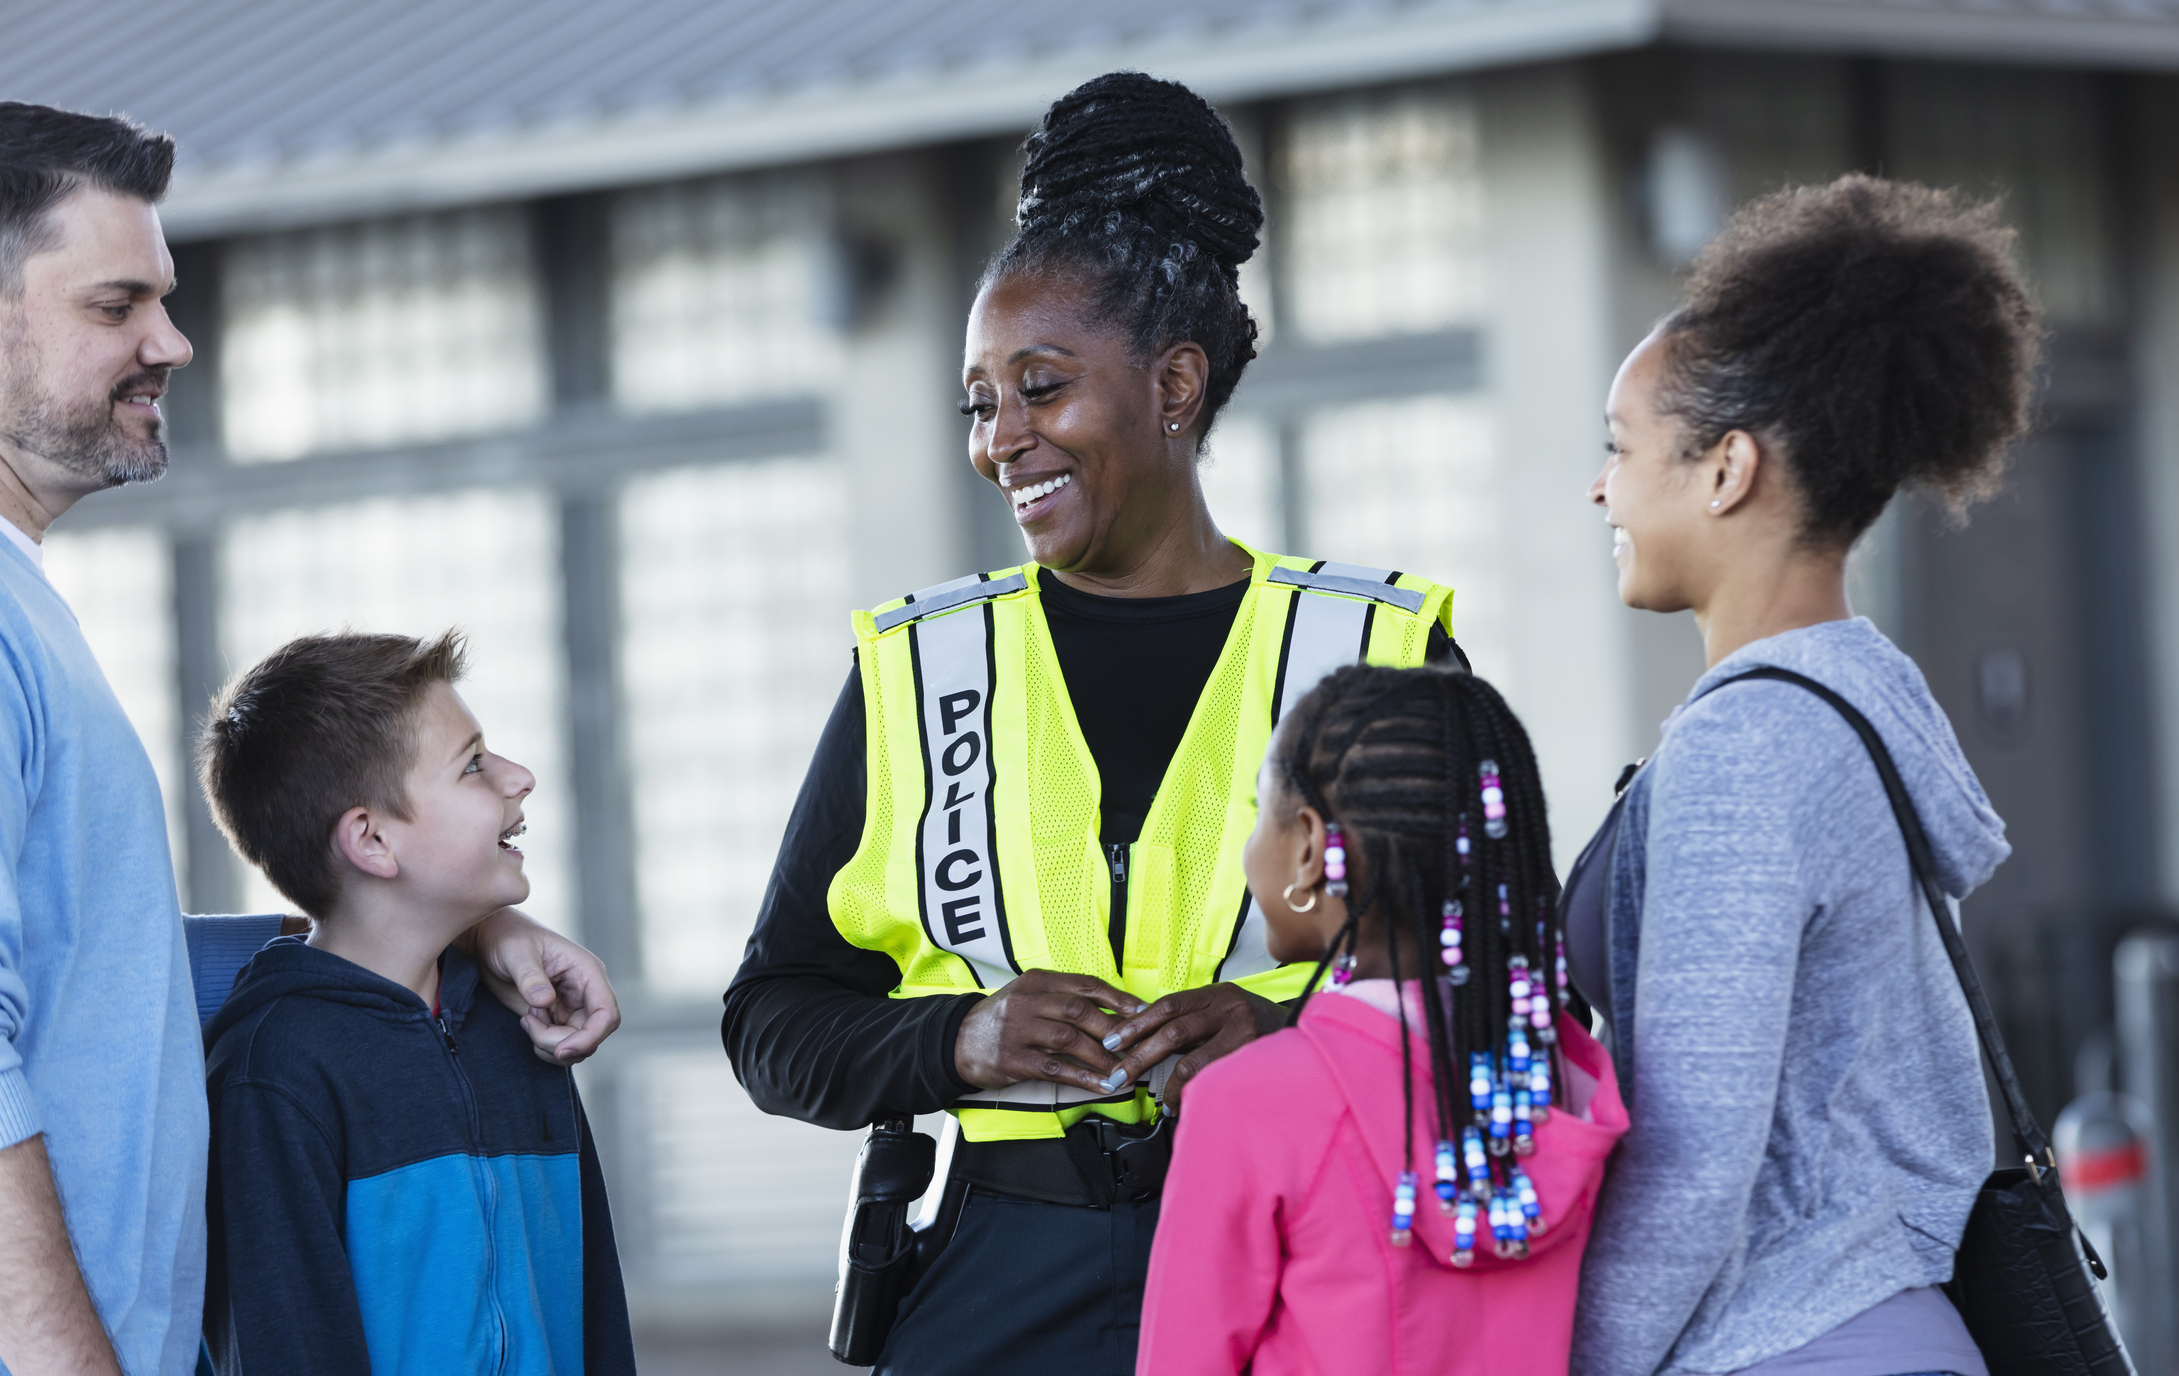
[1571,618,2008,1375]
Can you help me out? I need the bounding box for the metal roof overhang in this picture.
[150,0,2179,240]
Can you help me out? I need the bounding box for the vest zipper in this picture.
[437,1013,509,1373]
[1107,842,1129,966]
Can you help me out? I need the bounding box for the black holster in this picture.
[830,1119,968,1367]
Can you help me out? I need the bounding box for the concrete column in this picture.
[1478,62,1637,864]
[833,153,974,610]
[2130,77,2179,905]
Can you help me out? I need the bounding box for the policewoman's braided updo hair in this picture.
[1278,664,1571,1260]
[988,71,1264,434]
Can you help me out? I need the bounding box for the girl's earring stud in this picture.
[1169,421,1180,431]
[1710,499,1721,509]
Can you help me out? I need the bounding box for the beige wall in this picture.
[2133,76,2179,904]
[1478,63,1640,866]
[835,152,973,616]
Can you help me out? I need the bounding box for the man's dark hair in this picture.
[986,71,1263,437]
[1658,173,2042,547]
[0,102,175,296]
[197,631,469,918]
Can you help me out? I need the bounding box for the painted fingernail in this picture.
[1102,1033,1124,1051]
[1099,1068,1130,1093]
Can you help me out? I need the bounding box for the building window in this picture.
[217,491,572,930]
[610,173,841,414]
[1886,66,2116,325]
[1280,88,1485,343]
[44,530,186,889]
[1198,414,1283,552]
[618,458,851,996]
[220,208,548,462]
[1298,394,1502,681]
[621,1050,863,1285]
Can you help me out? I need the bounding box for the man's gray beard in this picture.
[0,348,170,487]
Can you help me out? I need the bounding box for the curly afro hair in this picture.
[1657,174,2042,546]
[985,71,1264,437]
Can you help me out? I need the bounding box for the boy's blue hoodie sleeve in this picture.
[205,1077,371,1375]
[580,1098,637,1373]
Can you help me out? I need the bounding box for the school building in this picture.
[9,0,2179,1347]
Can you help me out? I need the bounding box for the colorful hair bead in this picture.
[1491,1186,1530,1259]
[1530,1058,1553,1121]
[1440,900,1467,985]
[1434,1139,1459,1213]
[1331,951,1358,988]
[1323,822,1349,899]
[1497,882,1512,935]
[1462,1126,1491,1199]
[1512,1081,1536,1157]
[1451,1196,1478,1267]
[1509,957,1534,1025]
[1507,1021,1532,1079]
[1468,1053,1493,1119]
[1391,1170,1417,1246]
[1455,816,1471,862]
[1512,1164,1546,1237]
[1489,1074,1513,1153]
[1478,760,1507,839]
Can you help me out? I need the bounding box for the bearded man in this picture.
[0,103,623,1376]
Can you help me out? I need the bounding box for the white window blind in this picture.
[621,1050,863,1285]
[221,208,547,462]
[1198,413,1283,553]
[610,173,840,414]
[1299,394,1503,685]
[619,458,851,996]
[1282,88,1486,343]
[44,529,186,892]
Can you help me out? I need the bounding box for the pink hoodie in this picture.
[1137,984,1628,1375]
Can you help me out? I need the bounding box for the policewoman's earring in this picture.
[1168,421,1181,431]
[1710,500,1721,509]
[1283,882,1318,913]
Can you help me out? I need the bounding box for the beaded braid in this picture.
[1272,664,1565,1264]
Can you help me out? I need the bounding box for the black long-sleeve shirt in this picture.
[721,575,1454,1130]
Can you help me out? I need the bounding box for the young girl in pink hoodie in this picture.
[1138,665,1627,1375]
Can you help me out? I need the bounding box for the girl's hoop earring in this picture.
[1282,882,1318,913]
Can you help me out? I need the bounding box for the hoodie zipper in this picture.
[437,1013,510,1374]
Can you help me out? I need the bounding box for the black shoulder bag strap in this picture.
[1719,668,2047,1173]
[1717,666,2133,1376]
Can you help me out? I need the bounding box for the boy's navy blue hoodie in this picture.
[203,937,636,1375]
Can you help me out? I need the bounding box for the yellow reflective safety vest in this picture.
[827,544,1455,1141]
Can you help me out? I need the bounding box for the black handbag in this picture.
[1723,667,2134,1376]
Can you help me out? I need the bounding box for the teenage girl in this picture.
[1569,177,2036,1374]
[1137,665,1626,1375]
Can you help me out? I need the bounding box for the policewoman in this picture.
[723,73,1460,1376]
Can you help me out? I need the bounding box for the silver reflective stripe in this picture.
[953,1053,1181,1113]
[1220,566,1387,980]
[912,602,1016,990]
[874,571,1030,633]
[953,1080,1133,1111]
[1267,563,1425,615]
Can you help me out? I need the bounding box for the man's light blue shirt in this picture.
[0,532,213,1376]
